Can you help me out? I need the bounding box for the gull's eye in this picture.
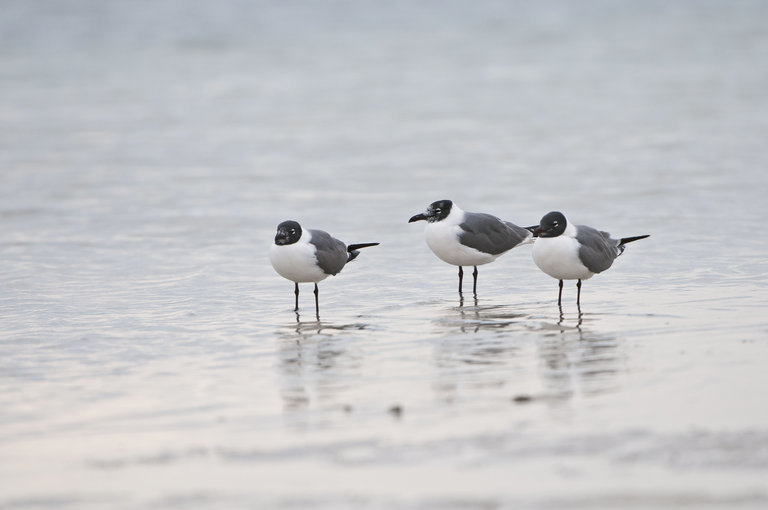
[290,229,296,234]
[434,209,441,214]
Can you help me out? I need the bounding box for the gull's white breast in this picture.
[532,236,594,280]
[269,237,330,283]
[424,219,498,267]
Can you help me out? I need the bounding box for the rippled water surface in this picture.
[2,1,768,508]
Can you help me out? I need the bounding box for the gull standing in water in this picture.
[532,211,649,305]
[409,200,534,294]
[269,220,378,317]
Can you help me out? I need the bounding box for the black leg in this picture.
[558,280,563,306]
[472,266,478,295]
[576,279,582,306]
[458,266,464,294]
[294,282,299,311]
[314,283,320,318]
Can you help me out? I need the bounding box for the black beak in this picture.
[408,213,427,223]
[532,226,543,237]
[274,231,288,244]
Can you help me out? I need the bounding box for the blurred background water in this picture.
[1,0,768,508]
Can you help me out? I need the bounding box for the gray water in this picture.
[2,0,768,508]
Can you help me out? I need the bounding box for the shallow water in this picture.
[2,0,768,508]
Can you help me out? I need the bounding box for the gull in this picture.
[269,220,378,317]
[532,211,649,305]
[409,199,533,294]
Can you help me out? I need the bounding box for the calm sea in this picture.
[2,0,767,508]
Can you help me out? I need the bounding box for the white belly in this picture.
[269,243,330,283]
[533,236,595,280]
[424,222,498,266]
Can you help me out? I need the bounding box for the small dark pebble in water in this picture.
[512,395,533,403]
[388,405,403,417]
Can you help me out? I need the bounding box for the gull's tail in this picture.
[617,234,649,255]
[347,242,380,262]
[619,234,649,246]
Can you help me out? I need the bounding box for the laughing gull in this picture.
[532,211,649,305]
[269,220,379,317]
[408,200,534,294]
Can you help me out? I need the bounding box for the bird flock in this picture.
[269,199,649,317]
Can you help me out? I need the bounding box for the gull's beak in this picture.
[274,230,288,244]
[526,225,540,237]
[408,213,427,223]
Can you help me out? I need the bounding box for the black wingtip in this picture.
[346,242,379,262]
[347,242,380,252]
[619,234,650,245]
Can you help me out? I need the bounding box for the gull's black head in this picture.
[534,211,567,238]
[274,220,302,245]
[408,199,453,223]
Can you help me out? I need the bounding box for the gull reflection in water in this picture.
[431,296,531,403]
[275,319,368,417]
[442,294,529,334]
[537,304,622,403]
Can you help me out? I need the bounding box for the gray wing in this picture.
[576,225,620,274]
[309,229,348,275]
[459,212,532,255]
